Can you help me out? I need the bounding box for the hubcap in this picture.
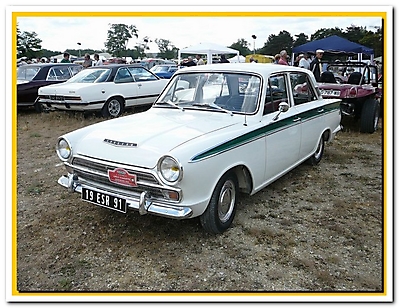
[218,180,236,223]
[108,99,121,117]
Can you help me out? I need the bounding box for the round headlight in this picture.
[56,138,71,161]
[157,156,183,184]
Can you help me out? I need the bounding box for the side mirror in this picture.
[272,102,289,121]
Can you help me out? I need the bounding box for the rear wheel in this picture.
[307,135,325,166]
[101,97,125,118]
[360,98,379,133]
[200,172,238,234]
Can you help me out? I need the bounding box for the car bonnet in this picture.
[65,108,241,168]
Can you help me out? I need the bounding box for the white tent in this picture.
[178,42,240,65]
[227,55,246,63]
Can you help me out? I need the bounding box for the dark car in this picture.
[17,63,82,111]
[317,62,381,133]
[150,64,178,79]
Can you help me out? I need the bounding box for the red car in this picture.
[317,62,381,133]
[17,63,82,112]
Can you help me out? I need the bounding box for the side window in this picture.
[46,68,57,81]
[264,74,288,115]
[128,67,158,82]
[290,72,318,106]
[114,68,134,83]
[54,66,71,80]
[70,66,82,76]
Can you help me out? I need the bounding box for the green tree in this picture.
[359,26,382,57]
[258,30,293,56]
[105,24,138,58]
[155,38,178,59]
[17,30,42,59]
[228,39,252,56]
[293,33,308,48]
[342,25,368,44]
[310,27,343,41]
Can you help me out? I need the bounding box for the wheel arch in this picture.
[229,164,253,195]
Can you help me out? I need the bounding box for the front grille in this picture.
[70,155,180,201]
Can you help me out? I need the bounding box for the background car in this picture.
[37,64,170,117]
[17,63,82,112]
[54,63,342,234]
[150,64,179,79]
[318,62,380,133]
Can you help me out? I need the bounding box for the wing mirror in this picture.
[272,102,289,121]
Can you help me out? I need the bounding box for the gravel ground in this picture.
[15,108,385,300]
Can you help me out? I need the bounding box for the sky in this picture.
[14,7,384,56]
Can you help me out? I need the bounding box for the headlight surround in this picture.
[157,156,183,184]
[56,138,72,161]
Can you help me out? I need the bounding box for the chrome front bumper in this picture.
[58,174,193,219]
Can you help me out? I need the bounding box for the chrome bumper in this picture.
[58,174,193,219]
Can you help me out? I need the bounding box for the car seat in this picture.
[347,72,363,85]
[320,71,337,83]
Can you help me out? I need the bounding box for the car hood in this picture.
[68,109,241,168]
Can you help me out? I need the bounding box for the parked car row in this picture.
[17,63,83,112]
[54,63,342,233]
[17,64,171,117]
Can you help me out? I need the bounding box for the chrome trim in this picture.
[58,174,192,219]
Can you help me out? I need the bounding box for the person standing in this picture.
[61,52,71,63]
[83,53,93,69]
[196,54,205,65]
[181,56,196,67]
[310,49,324,81]
[93,53,103,66]
[298,54,310,70]
[278,50,289,65]
[219,54,230,63]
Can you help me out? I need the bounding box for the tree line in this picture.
[16,22,382,61]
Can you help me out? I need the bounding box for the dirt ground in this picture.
[15,107,385,297]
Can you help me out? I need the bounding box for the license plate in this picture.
[82,187,127,213]
[320,89,341,96]
[50,95,64,101]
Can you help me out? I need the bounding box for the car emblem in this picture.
[104,138,137,147]
[108,168,137,187]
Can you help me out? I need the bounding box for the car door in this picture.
[289,71,324,158]
[113,67,139,107]
[128,67,168,106]
[262,73,302,181]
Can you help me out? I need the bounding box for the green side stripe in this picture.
[191,101,340,162]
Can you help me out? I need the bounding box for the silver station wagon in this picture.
[56,63,342,234]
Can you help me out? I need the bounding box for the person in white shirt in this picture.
[195,54,205,65]
[94,53,103,66]
[298,53,310,70]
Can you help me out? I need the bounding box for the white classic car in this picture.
[56,63,342,234]
[37,64,169,117]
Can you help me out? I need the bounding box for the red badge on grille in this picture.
[108,168,137,187]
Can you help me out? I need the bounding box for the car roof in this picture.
[90,64,144,69]
[177,63,310,76]
[26,63,81,67]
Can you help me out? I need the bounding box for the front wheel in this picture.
[360,98,379,133]
[101,97,125,118]
[307,135,325,166]
[200,172,238,234]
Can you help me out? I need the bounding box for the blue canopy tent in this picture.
[292,35,374,62]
